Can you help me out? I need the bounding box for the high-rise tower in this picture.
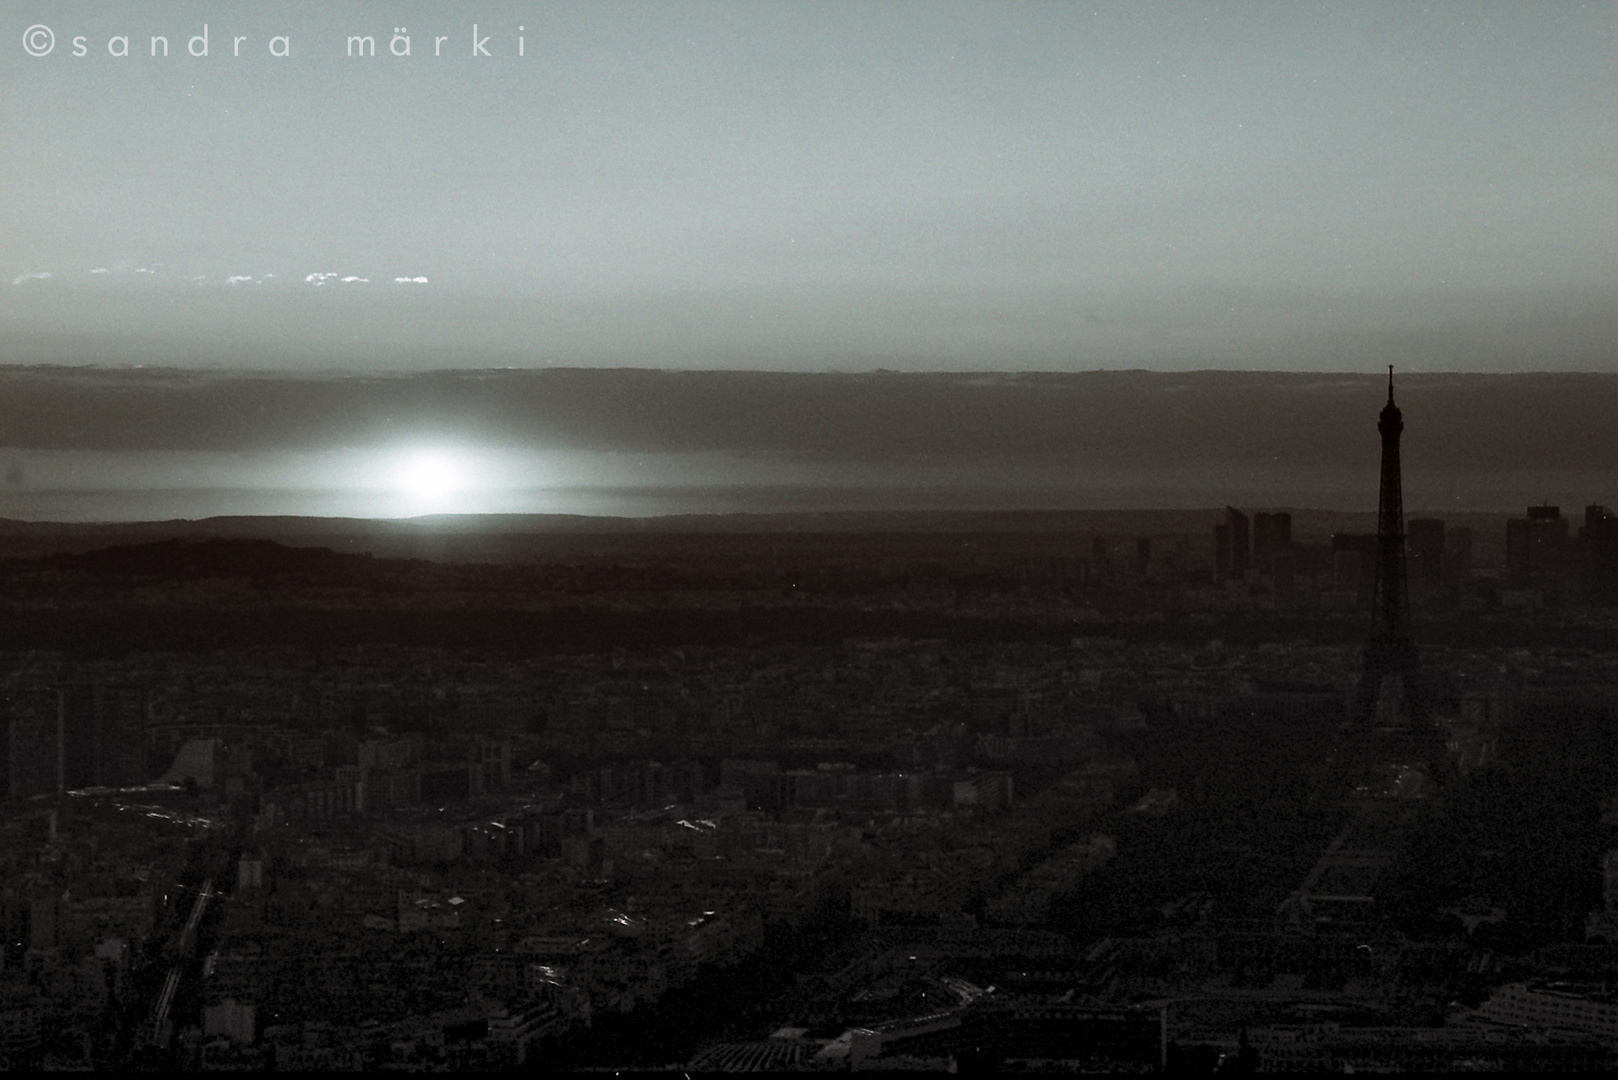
[1354,368,1425,724]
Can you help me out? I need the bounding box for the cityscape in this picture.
[2,372,1618,1071]
[4,0,1615,1072]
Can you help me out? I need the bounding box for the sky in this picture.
[3,0,1615,373]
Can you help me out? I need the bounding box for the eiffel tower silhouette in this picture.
[1353,367,1426,726]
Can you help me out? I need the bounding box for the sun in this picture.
[394,449,465,508]
[366,444,540,517]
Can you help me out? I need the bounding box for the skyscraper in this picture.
[1354,369,1425,725]
[1214,507,1249,583]
[1252,512,1291,572]
[1407,518,1445,586]
[1586,505,1618,605]
[1226,507,1250,581]
[92,684,149,788]
[1506,505,1570,582]
[4,688,66,799]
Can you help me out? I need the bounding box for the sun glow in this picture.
[392,448,468,512]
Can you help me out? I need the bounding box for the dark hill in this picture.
[28,537,403,583]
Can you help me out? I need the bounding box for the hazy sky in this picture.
[3,0,1613,372]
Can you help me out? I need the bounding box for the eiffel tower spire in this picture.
[1355,367,1424,724]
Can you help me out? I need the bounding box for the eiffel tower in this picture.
[1353,367,1426,726]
